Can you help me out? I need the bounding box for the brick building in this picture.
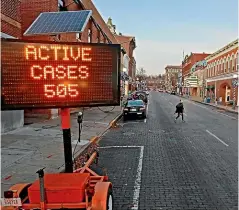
[205,39,238,106]
[1,0,24,132]
[107,17,137,93]
[1,0,133,130]
[165,65,182,91]
[182,52,210,95]
[1,0,21,38]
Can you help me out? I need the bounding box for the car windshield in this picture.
[127,100,144,106]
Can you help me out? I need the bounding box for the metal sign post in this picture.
[60,108,73,173]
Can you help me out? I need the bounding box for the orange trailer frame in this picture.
[1,152,113,210]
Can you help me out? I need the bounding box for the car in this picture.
[123,100,147,120]
[171,90,176,95]
[158,89,163,92]
[133,91,148,104]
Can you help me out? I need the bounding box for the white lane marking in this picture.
[99,146,144,210]
[144,118,147,123]
[99,146,143,148]
[184,113,187,116]
[206,130,229,147]
[169,102,173,105]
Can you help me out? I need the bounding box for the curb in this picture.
[178,95,238,114]
[59,112,123,172]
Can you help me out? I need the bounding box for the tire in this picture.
[123,115,127,121]
[107,188,114,210]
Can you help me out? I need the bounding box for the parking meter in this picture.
[77,112,83,142]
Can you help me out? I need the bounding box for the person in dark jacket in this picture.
[174,99,185,123]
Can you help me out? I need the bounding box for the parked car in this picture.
[133,91,148,104]
[158,89,163,92]
[123,100,147,120]
[171,90,176,95]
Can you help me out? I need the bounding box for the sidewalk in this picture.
[180,95,238,114]
[1,106,122,194]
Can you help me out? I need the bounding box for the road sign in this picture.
[1,39,121,110]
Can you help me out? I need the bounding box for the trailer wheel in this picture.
[92,182,114,210]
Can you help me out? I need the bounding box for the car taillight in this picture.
[4,191,14,198]
[123,108,128,111]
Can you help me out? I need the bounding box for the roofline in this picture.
[205,39,238,60]
[165,65,182,69]
[78,0,118,44]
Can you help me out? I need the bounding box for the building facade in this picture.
[1,0,131,131]
[1,0,24,132]
[107,18,137,95]
[205,39,238,106]
[182,53,210,95]
[165,65,182,91]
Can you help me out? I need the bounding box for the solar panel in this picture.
[24,10,92,36]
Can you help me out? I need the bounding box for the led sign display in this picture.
[1,39,121,110]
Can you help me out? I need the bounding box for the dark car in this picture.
[134,91,148,104]
[123,100,147,120]
[171,91,176,95]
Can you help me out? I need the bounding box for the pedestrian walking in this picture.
[174,99,185,123]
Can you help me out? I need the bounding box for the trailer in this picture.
[1,151,113,210]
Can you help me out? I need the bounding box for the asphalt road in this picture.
[98,91,238,210]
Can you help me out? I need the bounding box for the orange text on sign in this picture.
[44,84,79,98]
[25,45,92,61]
[31,65,89,80]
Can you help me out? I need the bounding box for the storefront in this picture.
[206,73,238,105]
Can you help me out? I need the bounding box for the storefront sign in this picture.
[1,39,121,110]
[190,60,207,73]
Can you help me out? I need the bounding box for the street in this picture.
[98,91,238,210]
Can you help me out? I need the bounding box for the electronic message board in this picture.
[1,39,121,110]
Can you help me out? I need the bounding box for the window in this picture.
[236,53,238,71]
[224,58,226,73]
[58,0,66,11]
[88,28,92,43]
[213,63,216,76]
[127,100,144,106]
[228,56,230,72]
[219,60,222,74]
[76,33,81,41]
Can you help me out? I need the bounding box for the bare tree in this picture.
[136,67,147,81]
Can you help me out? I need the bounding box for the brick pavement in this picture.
[1,106,122,194]
[95,92,237,210]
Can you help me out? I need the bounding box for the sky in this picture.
[93,0,238,75]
